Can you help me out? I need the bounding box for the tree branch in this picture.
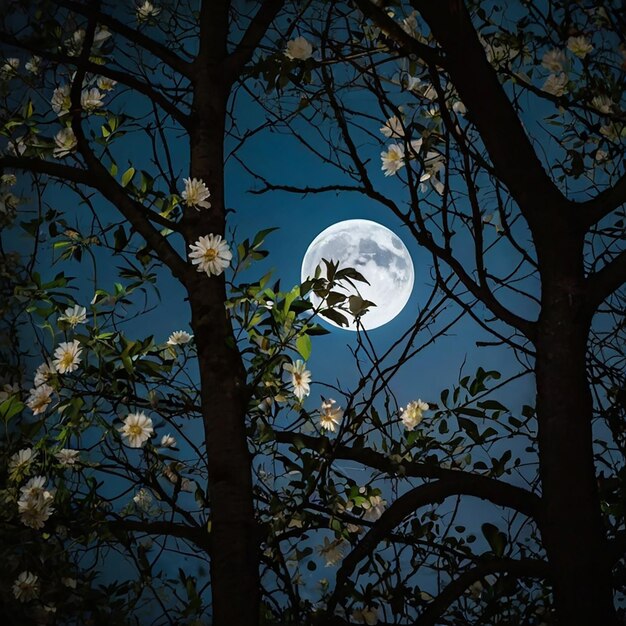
[586,248,626,312]
[576,171,626,228]
[414,558,549,626]
[224,0,286,81]
[0,155,188,281]
[404,0,568,225]
[55,0,192,76]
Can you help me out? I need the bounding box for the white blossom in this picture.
[380,115,405,139]
[53,128,77,158]
[0,382,19,402]
[80,87,104,111]
[567,35,593,58]
[591,95,613,114]
[61,577,77,589]
[363,495,386,522]
[136,1,162,22]
[167,330,193,345]
[25,56,41,74]
[133,488,153,511]
[381,143,405,176]
[119,411,154,448]
[1,174,17,187]
[55,448,80,467]
[0,57,20,78]
[400,399,429,431]
[26,384,54,415]
[541,49,567,72]
[181,177,211,209]
[51,84,71,116]
[542,73,568,97]
[18,476,55,529]
[9,448,37,474]
[319,398,342,432]
[97,76,117,91]
[12,571,39,602]
[58,304,87,326]
[285,36,313,61]
[160,434,177,448]
[34,361,56,387]
[188,234,232,276]
[53,340,82,374]
[283,360,311,401]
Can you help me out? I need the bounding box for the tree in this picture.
[0,1,624,625]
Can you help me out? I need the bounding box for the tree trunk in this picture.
[535,233,617,624]
[186,63,259,624]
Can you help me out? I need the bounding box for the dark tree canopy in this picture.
[0,1,624,625]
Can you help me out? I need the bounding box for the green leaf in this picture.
[320,308,349,327]
[295,334,312,361]
[121,167,135,188]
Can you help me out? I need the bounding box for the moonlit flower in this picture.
[188,234,232,276]
[541,49,566,72]
[8,135,27,156]
[119,411,154,448]
[181,177,211,209]
[284,36,313,61]
[55,448,80,467]
[53,128,77,158]
[96,76,117,91]
[452,100,467,115]
[26,384,54,415]
[133,488,153,511]
[283,359,311,401]
[1,173,17,186]
[400,399,429,431]
[9,448,37,474]
[0,382,19,402]
[363,494,386,522]
[136,1,162,21]
[25,56,41,74]
[53,340,82,374]
[542,73,568,96]
[318,536,344,566]
[51,84,71,116]
[381,143,405,176]
[591,95,613,114]
[160,434,177,448]
[380,115,405,139]
[34,361,56,388]
[61,577,77,588]
[352,606,379,625]
[13,571,39,602]
[18,476,55,529]
[167,330,193,345]
[58,304,87,327]
[80,87,104,111]
[319,398,342,432]
[567,35,593,58]
[404,74,421,92]
[0,57,19,78]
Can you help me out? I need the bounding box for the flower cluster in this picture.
[18,475,55,529]
[400,399,429,431]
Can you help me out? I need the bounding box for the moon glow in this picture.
[301,219,414,331]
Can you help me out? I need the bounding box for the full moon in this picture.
[301,219,414,331]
